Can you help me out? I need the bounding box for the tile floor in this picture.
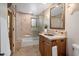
[13,45,41,56]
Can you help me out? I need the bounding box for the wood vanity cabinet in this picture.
[39,35,66,56]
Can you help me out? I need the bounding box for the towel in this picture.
[52,46,58,56]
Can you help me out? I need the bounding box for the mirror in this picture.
[50,4,65,29]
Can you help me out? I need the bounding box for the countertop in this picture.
[39,33,66,40]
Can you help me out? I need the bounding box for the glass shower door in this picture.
[31,18,39,46]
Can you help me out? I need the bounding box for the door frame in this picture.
[8,8,15,55]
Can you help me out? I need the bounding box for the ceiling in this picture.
[15,3,52,15]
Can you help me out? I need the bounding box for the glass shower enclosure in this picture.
[31,15,44,45]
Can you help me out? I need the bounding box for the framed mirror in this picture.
[50,4,65,29]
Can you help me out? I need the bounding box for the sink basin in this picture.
[44,33,54,36]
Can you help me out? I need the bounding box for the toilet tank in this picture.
[72,44,79,56]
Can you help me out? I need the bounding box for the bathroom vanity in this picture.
[39,33,66,56]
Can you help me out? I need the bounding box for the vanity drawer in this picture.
[39,35,45,42]
[60,39,66,46]
[52,40,57,46]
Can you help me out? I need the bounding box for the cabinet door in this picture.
[39,41,42,55]
[57,39,66,56]
[39,41,45,56]
[45,42,52,56]
[39,35,42,55]
[60,39,66,56]
[39,35,45,56]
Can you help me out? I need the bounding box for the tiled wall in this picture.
[21,14,32,36]
[15,13,32,41]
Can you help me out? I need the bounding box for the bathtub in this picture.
[21,35,39,47]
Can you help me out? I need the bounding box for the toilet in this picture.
[72,44,79,56]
